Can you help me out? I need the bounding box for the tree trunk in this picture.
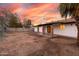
[74,16,79,46]
[76,23,79,46]
[75,16,79,46]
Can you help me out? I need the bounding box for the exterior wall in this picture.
[39,26,43,33]
[34,27,38,32]
[33,24,77,38]
[53,24,77,38]
[45,26,47,33]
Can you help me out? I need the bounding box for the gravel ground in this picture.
[0,30,79,56]
[29,36,79,56]
[0,31,47,56]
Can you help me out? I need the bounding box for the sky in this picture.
[0,3,62,25]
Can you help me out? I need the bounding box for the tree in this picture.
[0,16,5,38]
[8,14,22,28]
[9,14,17,27]
[23,19,32,28]
[0,8,13,32]
[59,3,79,46]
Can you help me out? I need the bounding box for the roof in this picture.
[33,18,76,27]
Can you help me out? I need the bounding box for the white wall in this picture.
[53,24,77,38]
[39,26,43,33]
[34,27,38,32]
[45,26,47,33]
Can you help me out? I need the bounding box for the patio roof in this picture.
[33,18,76,27]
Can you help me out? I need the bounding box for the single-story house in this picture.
[33,18,77,38]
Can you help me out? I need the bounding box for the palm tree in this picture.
[59,3,79,46]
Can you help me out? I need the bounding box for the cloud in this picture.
[0,3,60,25]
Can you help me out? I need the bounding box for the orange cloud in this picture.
[8,4,21,13]
[22,4,60,25]
[0,3,60,25]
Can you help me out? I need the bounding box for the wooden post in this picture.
[32,27,34,32]
[46,26,48,34]
[37,26,39,32]
[51,24,53,38]
[42,26,45,34]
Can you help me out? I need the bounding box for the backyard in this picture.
[0,28,79,56]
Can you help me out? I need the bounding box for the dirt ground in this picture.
[0,30,79,56]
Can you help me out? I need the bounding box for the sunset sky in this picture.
[0,3,62,25]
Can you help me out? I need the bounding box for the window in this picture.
[59,24,65,30]
[47,25,51,33]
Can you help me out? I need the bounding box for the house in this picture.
[33,18,77,38]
